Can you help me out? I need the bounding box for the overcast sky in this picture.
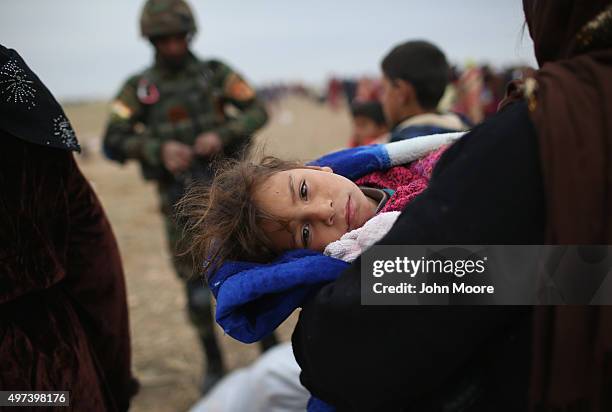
[0,1,536,101]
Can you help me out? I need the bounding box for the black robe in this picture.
[292,101,545,411]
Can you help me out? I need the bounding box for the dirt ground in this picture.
[64,97,351,412]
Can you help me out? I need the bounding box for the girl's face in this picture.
[254,167,378,253]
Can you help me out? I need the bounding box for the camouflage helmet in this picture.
[140,0,197,39]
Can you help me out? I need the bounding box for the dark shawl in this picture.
[0,46,137,410]
[520,1,612,410]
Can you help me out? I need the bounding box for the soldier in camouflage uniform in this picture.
[102,0,274,394]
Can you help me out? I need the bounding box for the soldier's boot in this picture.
[186,278,226,395]
[200,333,225,396]
[259,332,279,353]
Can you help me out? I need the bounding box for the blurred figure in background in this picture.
[102,0,270,395]
[480,65,505,119]
[452,62,485,124]
[449,64,537,124]
[381,40,470,142]
[355,76,382,102]
[326,77,343,110]
[348,101,388,147]
[341,78,358,105]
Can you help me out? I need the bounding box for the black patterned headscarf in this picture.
[0,44,80,152]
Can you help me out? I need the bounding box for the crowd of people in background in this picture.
[327,64,536,130]
[258,62,538,151]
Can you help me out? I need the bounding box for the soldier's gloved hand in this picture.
[194,132,223,157]
[161,140,193,175]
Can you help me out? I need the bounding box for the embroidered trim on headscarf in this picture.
[0,59,37,109]
[575,4,612,54]
[0,44,80,152]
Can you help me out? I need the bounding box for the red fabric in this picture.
[355,146,448,212]
[348,134,383,148]
[0,134,137,411]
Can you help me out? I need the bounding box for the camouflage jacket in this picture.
[102,53,268,188]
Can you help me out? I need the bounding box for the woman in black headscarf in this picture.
[0,45,137,411]
[291,2,612,411]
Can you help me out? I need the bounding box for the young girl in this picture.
[180,133,463,412]
[181,132,461,279]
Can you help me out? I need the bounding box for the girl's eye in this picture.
[301,224,310,247]
[300,180,308,200]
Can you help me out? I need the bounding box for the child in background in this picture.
[348,101,389,147]
[381,40,470,142]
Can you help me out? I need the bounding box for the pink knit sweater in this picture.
[355,146,448,213]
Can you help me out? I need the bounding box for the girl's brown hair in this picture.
[177,156,303,280]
